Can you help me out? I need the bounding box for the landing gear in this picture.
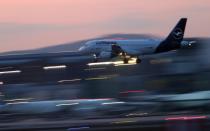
[123,58,129,64]
[136,58,142,64]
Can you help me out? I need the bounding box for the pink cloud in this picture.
[0,0,209,24]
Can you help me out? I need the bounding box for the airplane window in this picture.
[96,41,117,45]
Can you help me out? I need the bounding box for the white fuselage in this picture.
[79,39,162,56]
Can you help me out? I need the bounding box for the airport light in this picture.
[43,65,67,70]
[0,70,21,75]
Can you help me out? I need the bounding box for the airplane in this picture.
[0,18,195,70]
[79,18,195,64]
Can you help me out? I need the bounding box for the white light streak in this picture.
[85,77,109,80]
[43,65,67,70]
[58,79,81,83]
[87,61,114,66]
[114,63,136,66]
[0,70,21,75]
[88,58,137,66]
[6,102,29,105]
[102,101,125,105]
[5,98,33,102]
[56,103,79,107]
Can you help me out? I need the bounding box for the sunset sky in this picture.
[0,0,209,52]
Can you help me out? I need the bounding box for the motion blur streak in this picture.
[56,103,79,107]
[85,77,109,80]
[58,79,82,83]
[114,58,137,66]
[84,67,106,71]
[112,120,137,124]
[114,63,136,66]
[0,70,21,75]
[126,113,148,117]
[4,98,33,102]
[87,61,117,66]
[87,58,137,67]
[87,60,136,66]
[165,116,208,121]
[120,90,145,94]
[102,101,125,105]
[43,65,67,70]
[6,101,29,105]
[150,58,173,64]
[86,74,118,81]
[78,98,112,101]
[67,126,90,131]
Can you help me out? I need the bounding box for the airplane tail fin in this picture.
[155,18,187,53]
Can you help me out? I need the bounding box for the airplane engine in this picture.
[181,41,196,48]
[99,51,112,58]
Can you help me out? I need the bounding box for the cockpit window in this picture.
[84,41,96,47]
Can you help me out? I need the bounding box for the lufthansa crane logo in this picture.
[173,28,183,39]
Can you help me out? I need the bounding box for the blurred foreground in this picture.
[0,38,210,130]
